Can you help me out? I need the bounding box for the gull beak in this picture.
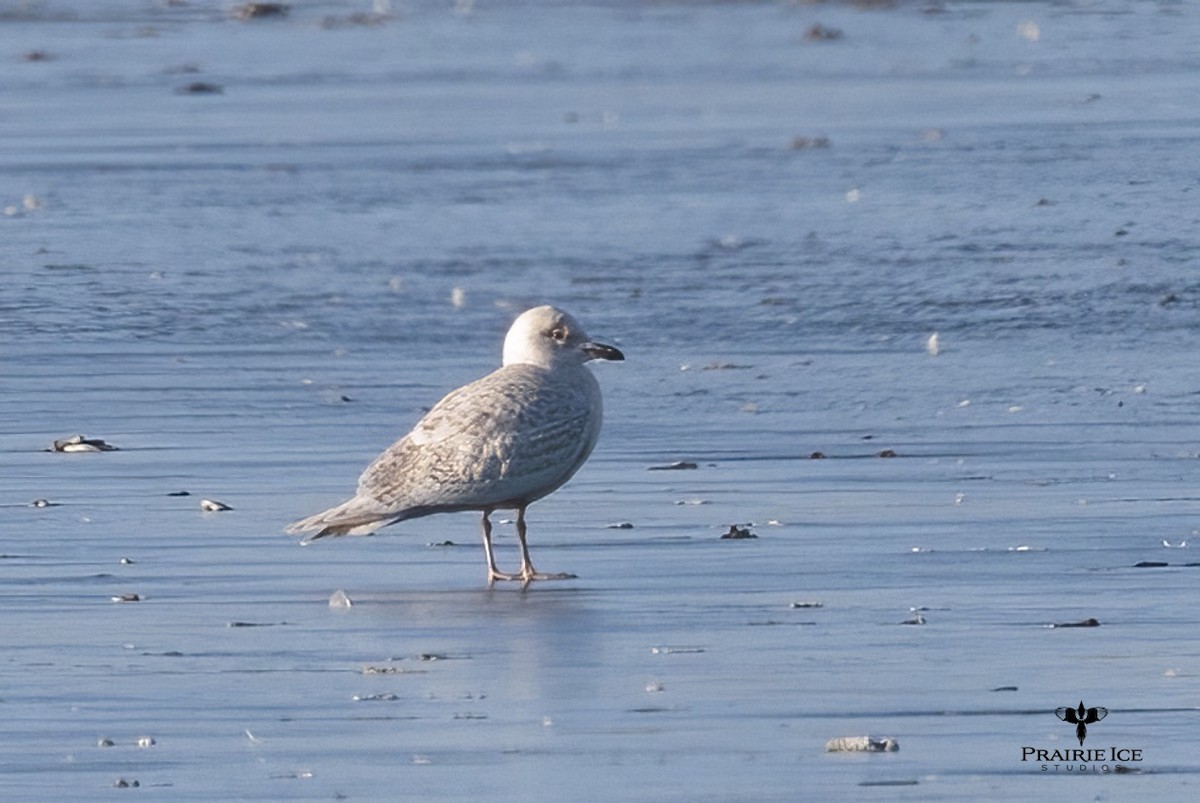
[582,341,624,362]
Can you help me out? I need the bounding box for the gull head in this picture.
[502,305,624,369]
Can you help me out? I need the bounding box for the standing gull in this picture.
[287,305,624,583]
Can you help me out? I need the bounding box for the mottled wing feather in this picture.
[357,364,598,512]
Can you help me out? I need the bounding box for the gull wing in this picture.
[357,364,598,511]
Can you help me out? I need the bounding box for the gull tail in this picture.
[286,495,398,544]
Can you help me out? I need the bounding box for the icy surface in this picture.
[3,1,1200,798]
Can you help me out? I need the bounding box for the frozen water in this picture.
[3,0,1200,799]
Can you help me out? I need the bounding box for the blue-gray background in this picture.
[3,1,1199,799]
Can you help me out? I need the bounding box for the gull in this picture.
[287,305,624,583]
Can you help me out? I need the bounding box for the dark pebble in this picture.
[790,136,830,150]
[803,23,843,42]
[321,13,388,29]
[176,82,223,95]
[233,2,289,20]
[858,780,918,787]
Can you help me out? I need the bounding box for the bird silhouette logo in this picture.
[1055,701,1108,745]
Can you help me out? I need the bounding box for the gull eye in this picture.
[549,326,568,342]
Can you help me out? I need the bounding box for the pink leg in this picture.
[515,505,576,582]
[481,510,519,583]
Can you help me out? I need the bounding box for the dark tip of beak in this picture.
[583,342,624,362]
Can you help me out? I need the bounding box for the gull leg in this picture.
[516,505,576,582]
[481,510,520,583]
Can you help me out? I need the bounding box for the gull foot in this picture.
[487,570,577,584]
[487,571,523,583]
[523,571,577,582]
